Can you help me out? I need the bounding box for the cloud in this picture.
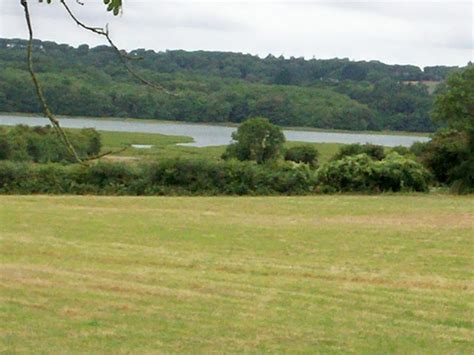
[0,0,471,66]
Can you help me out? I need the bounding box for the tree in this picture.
[432,65,474,130]
[416,129,469,185]
[427,65,474,192]
[222,118,285,164]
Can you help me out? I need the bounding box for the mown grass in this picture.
[1,195,473,353]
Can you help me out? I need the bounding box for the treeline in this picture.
[0,68,377,130]
[0,38,466,131]
[0,38,456,83]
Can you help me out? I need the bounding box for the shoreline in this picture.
[0,112,432,138]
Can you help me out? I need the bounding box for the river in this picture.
[0,115,430,147]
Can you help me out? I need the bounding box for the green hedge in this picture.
[0,153,431,195]
[0,160,317,196]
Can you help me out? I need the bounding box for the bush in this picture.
[0,125,102,163]
[415,129,469,185]
[372,153,431,192]
[332,143,385,161]
[317,153,430,193]
[317,154,375,192]
[284,145,319,167]
[390,145,412,157]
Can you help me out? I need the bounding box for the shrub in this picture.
[317,154,375,192]
[390,145,412,157]
[0,125,102,163]
[284,145,319,167]
[146,159,317,195]
[331,143,385,161]
[372,153,431,192]
[317,153,430,193]
[416,129,469,185]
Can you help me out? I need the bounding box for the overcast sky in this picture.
[0,0,472,67]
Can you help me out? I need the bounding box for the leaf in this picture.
[39,0,122,16]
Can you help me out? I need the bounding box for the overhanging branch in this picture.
[21,0,84,164]
[60,0,177,96]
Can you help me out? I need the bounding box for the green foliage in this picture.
[0,125,102,163]
[0,38,457,132]
[425,66,474,192]
[284,144,319,167]
[335,79,437,131]
[103,0,123,15]
[416,129,470,185]
[0,160,317,196]
[372,152,431,192]
[317,153,430,192]
[222,118,285,164]
[332,143,385,161]
[390,145,412,156]
[0,128,11,160]
[432,65,474,130]
[39,0,122,15]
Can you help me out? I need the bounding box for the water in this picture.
[0,115,430,147]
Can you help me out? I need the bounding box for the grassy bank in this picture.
[99,130,343,163]
[1,195,473,352]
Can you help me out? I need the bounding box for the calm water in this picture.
[0,115,430,147]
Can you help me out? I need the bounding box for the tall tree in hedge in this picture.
[429,65,473,191]
[222,117,285,164]
[432,65,473,130]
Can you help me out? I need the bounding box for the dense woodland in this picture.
[0,38,466,132]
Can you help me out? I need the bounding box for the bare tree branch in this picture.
[60,0,178,96]
[21,0,84,164]
[21,0,134,164]
[84,145,130,161]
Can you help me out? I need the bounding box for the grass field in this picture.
[1,195,473,353]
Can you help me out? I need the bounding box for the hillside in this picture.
[0,38,463,131]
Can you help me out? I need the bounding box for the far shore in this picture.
[0,112,432,137]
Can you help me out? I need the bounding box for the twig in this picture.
[60,0,178,96]
[84,145,130,161]
[21,0,84,164]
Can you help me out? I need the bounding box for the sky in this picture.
[0,0,472,67]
